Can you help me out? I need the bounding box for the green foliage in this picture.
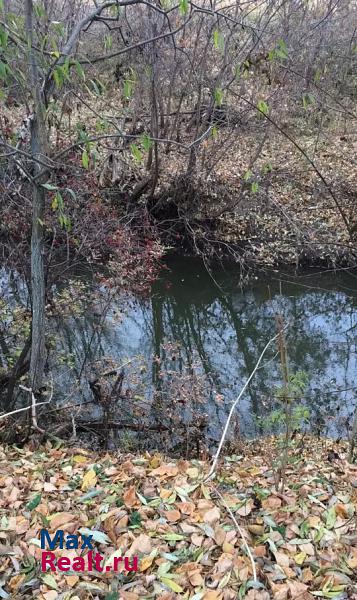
[141,133,153,151]
[75,61,85,81]
[130,143,143,163]
[129,510,142,528]
[104,34,113,51]
[26,493,42,511]
[0,26,9,49]
[257,99,269,116]
[276,371,309,408]
[50,21,65,37]
[51,190,72,232]
[0,61,10,82]
[42,182,58,191]
[109,3,121,17]
[214,87,224,107]
[179,0,189,16]
[53,58,71,89]
[105,593,119,600]
[262,371,309,433]
[268,38,288,61]
[302,92,316,110]
[89,78,105,96]
[123,69,136,100]
[251,181,259,194]
[161,0,172,9]
[213,29,224,52]
[81,148,89,169]
[262,162,273,174]
[34,3,45,19]
[76,123,89,142]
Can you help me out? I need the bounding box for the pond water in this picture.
[50,257,357,447]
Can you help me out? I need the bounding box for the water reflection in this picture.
[51,258,357,441]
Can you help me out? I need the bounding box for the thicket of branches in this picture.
[0,0,356,415]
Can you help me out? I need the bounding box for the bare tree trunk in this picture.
[26,0,47,394]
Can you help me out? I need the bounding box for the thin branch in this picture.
[212,485,257,582]
[0,400,50,421]
[205,328,284,482]
[231,91,352,236]
[19,381,53,430]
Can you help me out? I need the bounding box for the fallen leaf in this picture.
[50,512,76,530]
[164,509,181,523]
[81,469,97,491]
[123,486,137,508]
[294,552,307,565]
[203,506,220,525]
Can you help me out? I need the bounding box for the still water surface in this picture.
[52,258,357,445]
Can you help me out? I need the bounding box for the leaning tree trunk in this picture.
[26,0,47,394]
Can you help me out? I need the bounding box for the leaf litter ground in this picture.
[0,436,356,600]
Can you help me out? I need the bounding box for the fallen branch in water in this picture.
[205,327,286,482]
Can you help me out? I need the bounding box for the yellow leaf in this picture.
[160,577,183,593]
[186,467,199,479]
[294,552,307,565]
[149,455,161,469]
[81,469,97,491]
[222,541,234,554]
[140,555,155,572]
[247,524,265,536]
[73,454,88,464]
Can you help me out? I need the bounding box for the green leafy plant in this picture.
[270,316,309,490]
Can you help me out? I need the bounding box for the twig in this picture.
[212,485,257,582]
[19,380,53,431]
[0,401,50,421]
[205,328,286,482]
[19,384,40,429]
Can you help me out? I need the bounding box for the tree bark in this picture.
[26,0,47,394]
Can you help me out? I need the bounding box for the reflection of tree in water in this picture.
[147,262,357,439]
[11,258,355,444]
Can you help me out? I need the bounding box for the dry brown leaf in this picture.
[43,592,58,600]
[50,512,76,530]
[65,575,79,587]
[129,533,152,555]
[203,506,220,525]
[236,500,254,516]
[335,503,349,519]
[203,591,223,600]
[262,496,282,510]
[123,485,138,508]
[164,509,181,522]
[274,551,290,567]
